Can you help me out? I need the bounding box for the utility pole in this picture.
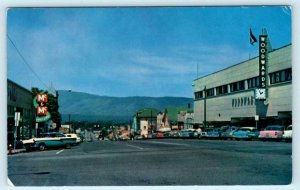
[68,114,71,133]
[203,86,207,128]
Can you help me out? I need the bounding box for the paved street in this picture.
[8,139,292,186]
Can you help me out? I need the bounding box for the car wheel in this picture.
[65,143,71,149]
[39,143,46,151]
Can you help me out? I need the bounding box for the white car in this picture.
[282,125,292,142]
[22,132,77,151]
[65,134,81,144]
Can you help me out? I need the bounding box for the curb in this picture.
[7,149,26,155]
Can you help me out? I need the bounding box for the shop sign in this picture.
[259,35,267,88]
[33,92,51,122]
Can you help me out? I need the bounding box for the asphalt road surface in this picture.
[8,139,292,186]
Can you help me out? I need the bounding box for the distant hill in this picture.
[57,90,193,123]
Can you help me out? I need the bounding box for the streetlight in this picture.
[65,90,72,134]
[68,114,71,133]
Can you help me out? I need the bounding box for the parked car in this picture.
[118,133,130,141]
[282,125,292,142]
[169,130,180,138]
[232,127,259,141]
[206,128,221,139]
[163,131,171,138]
[65,133,81,144]
[22,132,77,151]
[192,128,202,138]
[258,125,285,141]
[198,128,211,139]
[220,126,239,140]
[155,132,165,138]
[179,130,195,138]
[135,135,144,140]
[147,133,156,139]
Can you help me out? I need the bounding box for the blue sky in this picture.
[7,6,291,98]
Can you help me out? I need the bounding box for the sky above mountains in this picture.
[7,6,291,97]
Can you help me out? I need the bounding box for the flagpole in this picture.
[249,27,251,59]
[248,39,251,59]
[197,63,199,78]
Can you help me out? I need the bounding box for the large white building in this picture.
[193,44,292,129]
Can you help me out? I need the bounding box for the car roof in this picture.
[41,132,64,134]
[266,125,284,128]
[239,127,255,130]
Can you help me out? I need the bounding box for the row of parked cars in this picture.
[138,124,292,142]
[196,124,292,142]
[22,132,82,151]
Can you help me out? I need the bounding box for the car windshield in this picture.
[239,128,251,132]
[265,125,284,131]
[286,126,292,130]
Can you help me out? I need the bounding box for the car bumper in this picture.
[233,136,250,139]
[23,143,38,150]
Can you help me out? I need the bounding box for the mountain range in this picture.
[57,90,193,123]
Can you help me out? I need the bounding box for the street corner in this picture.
[7,148,26,155]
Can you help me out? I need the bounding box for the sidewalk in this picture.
[7,148,26,155]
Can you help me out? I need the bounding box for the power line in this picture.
[7,34,49,89]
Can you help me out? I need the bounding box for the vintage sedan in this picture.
[282,125,292,142]
[147,133,156,139]
[206,128,221,139]
[258,125,285,141]
[155,132,165,138]
[179,130,197,138]
[198,128,212,139]
[65,133,81,144]
[22,132,77,151]
[169,130,180,138]
[232,127,259,141]
[220,126,239,140]
[118,133,130,141]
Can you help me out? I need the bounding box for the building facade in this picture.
[132,108,160,135]
[177,110,194,130]
[193,44,292,129]
[7,79,35,147]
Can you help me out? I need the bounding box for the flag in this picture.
[250,28,257,45]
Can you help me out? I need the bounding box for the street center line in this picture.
[56,149,64,154]
[147,141,187,146]
[126,144,144,150]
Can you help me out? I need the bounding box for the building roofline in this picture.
[7,79,32,94]
[194,43,292,81]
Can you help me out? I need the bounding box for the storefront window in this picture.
[270,68,292,84]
